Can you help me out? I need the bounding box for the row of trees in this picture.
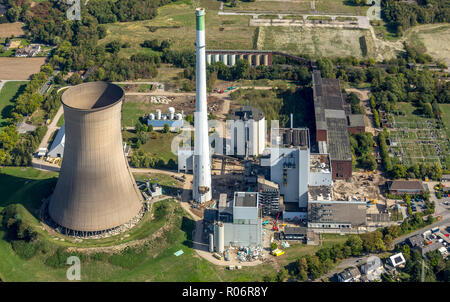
[129,150,177,169]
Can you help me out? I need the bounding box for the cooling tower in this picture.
[48,82,143,232]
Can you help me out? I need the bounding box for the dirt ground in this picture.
[0,57,47,80]
[0,22,25,37]
[125,94,224,116]
[333,171,387,211]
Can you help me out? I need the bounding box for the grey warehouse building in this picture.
[308,200,367,230]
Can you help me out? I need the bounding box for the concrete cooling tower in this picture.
[48,82,143,233]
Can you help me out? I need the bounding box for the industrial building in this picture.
[387,180,427,195]
[146,107,184,130]
[312,70,353,180]
[268,127,310,210]
[227,106,266,157]
[212,192,262,252]
[347,114,366,134]
[307,200,367,230]
[47,125,65,158]
[48,82,143,234]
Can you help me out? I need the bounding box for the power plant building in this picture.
[214,192,262,250]
[227,106,266,157]
[48,82,143,234]
[307,200,367,230]
[312,70,353,180]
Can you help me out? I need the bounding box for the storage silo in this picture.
[214,221,225,253]
[48,82,143,233]
[156,109,162,120]
[209,233,214,252]
[168,107,175,120]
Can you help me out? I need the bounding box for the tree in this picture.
[163,123,170,133]
[346,235,364,256]
[276,268,288,282]
[391,164,407,179]
[106,40,121,54]
[0,125,19,151]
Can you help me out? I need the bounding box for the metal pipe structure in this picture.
[193,8,212,203]
[48,82,143,232]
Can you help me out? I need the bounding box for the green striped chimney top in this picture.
[196,8,205,31]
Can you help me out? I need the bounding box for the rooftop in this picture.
[326,118,352,161]
[232,106,265,121]
[284,227,307,235]
[234,192,258,208]
[308,185,333,201]
[389,180,424,191]
[348,114,366,128]
[310,153,331,173]
[274,127,309,148]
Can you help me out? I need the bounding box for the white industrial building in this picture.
[47,125,65,158]
[226,106,266,157]
[146,107,184,131]
[213,192,262,252]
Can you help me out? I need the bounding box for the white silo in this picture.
[175,113,183,120]
[168,107,175,120]
[149,113,155,120]
[156,109,162,120]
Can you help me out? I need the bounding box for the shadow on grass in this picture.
[180,216,195,248]
[0,172,57,220]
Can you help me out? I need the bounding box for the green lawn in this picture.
[439,104,450,138]
[121,101,154,128]
[0,81,27,126]
[123,129,178,163]
[57,114,64,127]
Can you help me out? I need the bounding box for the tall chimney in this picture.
[193,8,212,203]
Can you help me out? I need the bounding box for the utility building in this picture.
[308,200,367,230]
[312,70,353,180]
[227,106,266,157]
[47,125,65,158]
[214,192,262,250]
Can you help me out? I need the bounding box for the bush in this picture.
[11,240,39,259]
[108,247,147,269]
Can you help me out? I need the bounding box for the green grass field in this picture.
[100,0,254,58]
[0,81,27,126]
[121,100,154,128]
[439,104,450,138]
[123,130,178,163]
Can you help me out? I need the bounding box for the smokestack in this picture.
[193,8,212,203]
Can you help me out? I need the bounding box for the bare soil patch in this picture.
[0,57,47,80]
[0,22,25,37]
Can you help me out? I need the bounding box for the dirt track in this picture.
[0,57,47,80]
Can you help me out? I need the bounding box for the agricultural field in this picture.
[388,102,450,170]
[100,0,254,58]
[403,24,450,67]
[0,81,27,126]
[0,57,47,80]
[0,22,25,37]
[263,26,376,58]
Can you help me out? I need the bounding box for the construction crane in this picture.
[272,212,281,231]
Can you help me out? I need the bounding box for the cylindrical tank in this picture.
[48,82,143,232]
[168,107,175,120]
[222,54,228,66]
[209,233,214,252]
[263,54,269,66]
[214,54,219,63]
[206,54,211,65]
[215,222,224,253]
[175,113,183,120]
[149,113,155,120]
[156,109,162,120]
[231,54,236,66]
